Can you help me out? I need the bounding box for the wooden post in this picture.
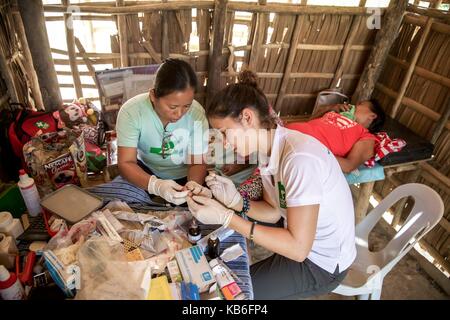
[74,37,97,84]
[389,17,433,118]
[63,0,83,98]
[206,0,228,107]
[11,9,44,110]
[359,0,367,6]
[331,16,362,88]
[116,0,128,67]
[355,181,375,224]
[248,0,267,71]
[274,14,302,112]
[17,0,62,111]
[391,165,421,227]
[161,0,169,60]
[352,0,407,103]
[430,95,450,144]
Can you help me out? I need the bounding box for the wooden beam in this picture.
[431,95,450,144]
[248,0,267,71]
[18,0,62,111]
[11,10,44,110]
[387,54,450,88]
[207,0,228,107]
[352,0,407,103]
[331,16,362,88]
[355,181,376,224]
[390,17,433,118]
[376,83,450,130]
[274,14,302,112]
[74,37,97,85]
[420,162,450,189]
[139,40,162,63]
[407,3,450,22]
[0,49,19,103]
[116,0,128,67]
[63,0,83,98]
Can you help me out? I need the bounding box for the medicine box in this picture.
[175,245,215,293]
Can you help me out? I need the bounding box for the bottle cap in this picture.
[0,212,13,229]
[19,169,26,176]
[209,234,218,241]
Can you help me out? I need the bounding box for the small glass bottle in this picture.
[188,219,201,244]
[207,234,220,259]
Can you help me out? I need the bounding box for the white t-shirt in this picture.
[259,126,356,273]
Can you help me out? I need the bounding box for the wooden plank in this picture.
[420,162,450,189]
[390,17,433,118]
[139,41,162,63]
[274,14,302,112]
[407,3,450,22]
[430,95,450,144]
[352,0,408,103]
[11,10,44,110]
[207,0,228,106]
[74,37,97,84]
[249,0,268,71]
[116,0,128,67]
[161,0,169,60]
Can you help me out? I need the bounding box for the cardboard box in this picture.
[175,246,215,293]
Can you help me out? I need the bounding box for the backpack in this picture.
[8,105,58,168]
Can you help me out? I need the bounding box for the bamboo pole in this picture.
[420,162,450,189]
[274,14,302,112]
[74,37,97,85]
[390,17,433,118]
[387,54,450,88]
[407,3,450,22]
[11,9,44,110]
[207,0,227,107]
[431,96,450,144]
[18,0,62,111]
[331,16,362,88]
[376,83,450,130]
[352,0,407,103]
[248,0,267,71]
[0,50,19,102]
[116,0,128,67]
[140,40,162,63]
[161,0,169,60]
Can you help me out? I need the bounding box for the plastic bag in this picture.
[75,237,152,300]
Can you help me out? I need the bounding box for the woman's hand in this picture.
[205,172,242,211]
[184,181,212,198]
[186,196,234,227]
[147,175,189,205]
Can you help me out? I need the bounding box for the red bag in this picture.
[8,109,58,167]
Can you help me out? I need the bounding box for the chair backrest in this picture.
[356,183,444,271]
[311,89,349,117]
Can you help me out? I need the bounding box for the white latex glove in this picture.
[186,196,234,227]
[205,173,242,210]
[185,181,213,198]
[147,175,189,206]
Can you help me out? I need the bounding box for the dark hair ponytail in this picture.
[153,58,198,98]
[207,70,277,128]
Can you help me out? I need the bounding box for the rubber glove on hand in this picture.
[187,196,234,227]
[185,181,213,198]
[147,175,189,205]
[205,172,242,210]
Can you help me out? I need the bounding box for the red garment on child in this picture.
[286,112,376,157]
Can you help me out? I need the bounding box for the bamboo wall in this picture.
[372,5,450,275]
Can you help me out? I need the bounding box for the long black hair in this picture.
[153,58,198,98]
[207,70,277,129]
[367,98,385,133]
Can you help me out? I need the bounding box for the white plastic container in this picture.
[0,265,25,300]
[0,233,18,269]
[17,169,42,217]
[0,211,24,241]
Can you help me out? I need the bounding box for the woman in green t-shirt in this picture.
[115,59,211,206]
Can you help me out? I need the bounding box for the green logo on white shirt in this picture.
[149,140,175,157]
[278,181,287,209]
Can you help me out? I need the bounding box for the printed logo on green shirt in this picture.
[278,181,287,209]
[150,140,175,157]
[35,120,50,129]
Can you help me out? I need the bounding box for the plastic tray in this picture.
[40,184,103,224]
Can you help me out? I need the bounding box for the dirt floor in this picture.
[249,222,449,300]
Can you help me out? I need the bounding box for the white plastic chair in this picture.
[333,183,444,300]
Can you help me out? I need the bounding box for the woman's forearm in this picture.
[118,162,152,190]
[187,163,208,185]
[228,214,308,262]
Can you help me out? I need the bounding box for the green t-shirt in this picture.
[116,93,209,180]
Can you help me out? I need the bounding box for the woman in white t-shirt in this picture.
[187,70,356,299]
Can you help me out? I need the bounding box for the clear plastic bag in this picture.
[75,237,152,300]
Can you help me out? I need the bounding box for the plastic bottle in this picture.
[17,170,42,217]
[188,219,201,244]
[0,211,24,241]
[0,265,25,300]
[207,234,220,259]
